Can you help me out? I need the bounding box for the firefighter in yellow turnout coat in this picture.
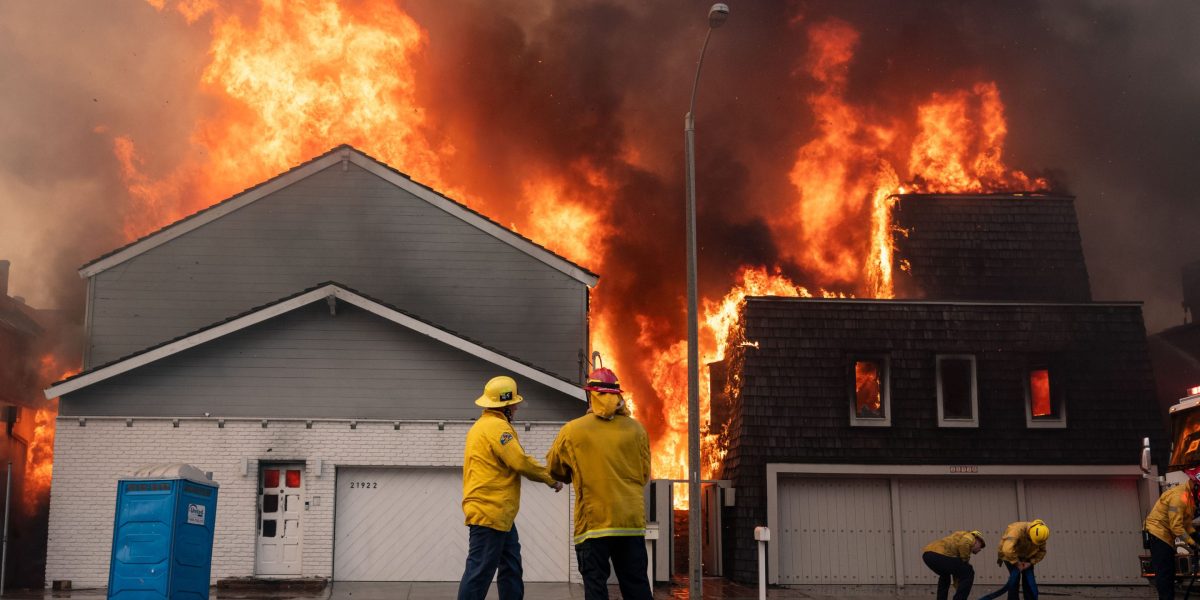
[1144,477,1198,600]
[457,376,562,600]
[921,530,985,600]
[979,520,1050,600]
[546,368,652,600]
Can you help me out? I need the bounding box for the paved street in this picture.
[0,580,1167,599]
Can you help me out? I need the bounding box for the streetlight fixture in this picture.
[684,3,728,598]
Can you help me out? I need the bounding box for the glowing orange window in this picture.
[286,469,302,488]
[1029,369,1052,417]
[854,360,885,419]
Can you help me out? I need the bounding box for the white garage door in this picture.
[1024,479,1143,584]
[899,479,1019,586]
[334,467,569,582]
[776,475,1145,586]
[777,478,896,584]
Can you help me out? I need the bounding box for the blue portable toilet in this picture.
[108,464,219,600]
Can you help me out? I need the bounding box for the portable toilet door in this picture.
[108,464,219,600]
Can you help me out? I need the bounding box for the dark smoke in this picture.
[0,1,1197,450]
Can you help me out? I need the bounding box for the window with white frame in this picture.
[1025,365,1067,428]
[850,356,890,426]
[936,354,978,427]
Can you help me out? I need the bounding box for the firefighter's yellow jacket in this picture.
[462,409,556,531]
[997,521,1047,565]
[1145,483,1197,546]
[923,531,977,561]
[545,392,651,544]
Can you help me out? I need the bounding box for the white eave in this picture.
[1170,394,1200,414]
[45,283,585,402]
[78,147,599,287]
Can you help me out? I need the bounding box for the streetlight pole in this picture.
[685,4,728,598]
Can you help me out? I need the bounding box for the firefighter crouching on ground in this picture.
[979,520,1050,600]
[458,375,563,600]
[546,368,652,600]
[921,530,985,600]
[1144,470,1200,600]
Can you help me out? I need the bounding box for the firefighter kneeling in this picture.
[1145,471,1200,600]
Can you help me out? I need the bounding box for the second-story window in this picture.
[850,356,890,426]
[1026,365,1067,428]
[936,355,978,427]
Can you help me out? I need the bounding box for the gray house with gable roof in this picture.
[44,146,595,587]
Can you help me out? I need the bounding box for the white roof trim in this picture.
[1170,394,1200,414]
[45,284,585,402]
[79,148,598,287]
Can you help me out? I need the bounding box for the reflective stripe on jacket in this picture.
[997,521,1046,565]
[462,409,555,531]
[923,531,976,561]
[1145,483,1197,546]
[546,392,651,544]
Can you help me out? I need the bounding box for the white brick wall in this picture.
[46,417,578,588]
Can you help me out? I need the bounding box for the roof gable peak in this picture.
[80,145,598,286]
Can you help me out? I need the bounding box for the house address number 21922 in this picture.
[349,481,378,489]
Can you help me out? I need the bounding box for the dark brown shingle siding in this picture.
[720,298,1160,582]
[892,195,1092,302]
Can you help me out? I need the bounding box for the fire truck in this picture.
[1141,387,1200,585]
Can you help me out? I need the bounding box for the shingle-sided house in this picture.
[716,194,1165,587]
[43,146,597,587]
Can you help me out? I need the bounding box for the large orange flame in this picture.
[782,21,900,288]
[125,0,453,241]
[781,20,1046,303]
[23,355,78,511]
[23,406,56,511]
[645,266,825,506]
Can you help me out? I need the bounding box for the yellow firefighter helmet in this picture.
[1028,520,1050,545]
[475,376,524,408]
